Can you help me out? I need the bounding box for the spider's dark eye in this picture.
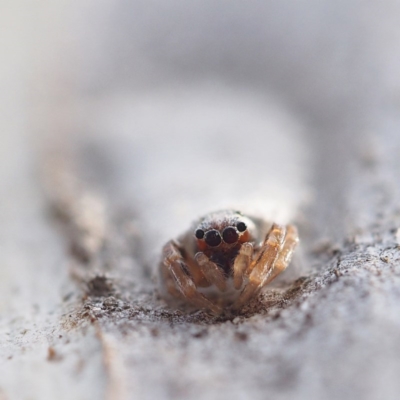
[222,227,239,244]
[237,222,247,232]
[195,229,205,239]
[205,230,222,247]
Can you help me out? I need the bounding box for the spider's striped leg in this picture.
[162,241,222,314]
[262,225,298,286]
[232,224,286,310]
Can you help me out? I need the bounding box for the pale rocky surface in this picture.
[1,2,400,400]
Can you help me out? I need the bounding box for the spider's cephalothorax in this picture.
[160,210,298,314]
[192,211,255,276]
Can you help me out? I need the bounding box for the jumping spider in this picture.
[160,210,299,314]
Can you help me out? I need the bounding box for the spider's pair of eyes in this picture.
[195,222,247,247]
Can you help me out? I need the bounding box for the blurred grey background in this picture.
[3,1,400,242]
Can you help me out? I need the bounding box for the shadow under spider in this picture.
[72,274,311,328]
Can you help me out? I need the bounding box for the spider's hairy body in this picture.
[160,210,298,314]
[187,211,256,276]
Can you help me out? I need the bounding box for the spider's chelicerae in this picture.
[160,210,299,314]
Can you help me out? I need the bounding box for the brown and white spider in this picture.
[160,210,299,314]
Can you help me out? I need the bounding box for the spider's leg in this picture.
[194,252,227,292]
[232,224,286,310]
[161,261,183,299]
[162,241,222,314]
[232,242,253,289]
[262,224,299,286]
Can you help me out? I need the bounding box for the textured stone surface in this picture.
[1,2,400,400]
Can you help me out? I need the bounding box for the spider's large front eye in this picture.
[222,227,239,244]
[204,230,222,247]
[236,222,247,232]
[195,229,205,239]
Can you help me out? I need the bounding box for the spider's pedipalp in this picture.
[232,242,253,289]
[194,252,227,292]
